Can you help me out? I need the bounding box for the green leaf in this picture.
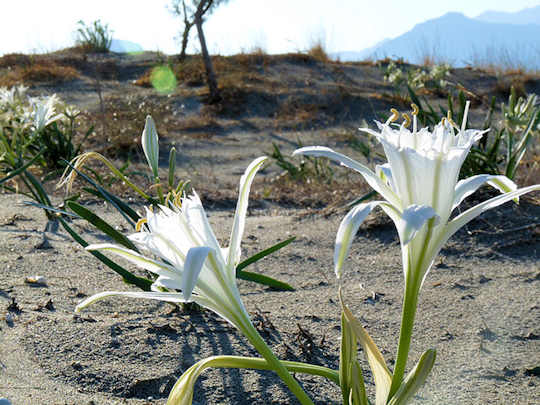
[340,290,391,405]
[236,270,294,291]
[168,146,176,189]
[350,360,369,405]
[167,355,339,405]
[387,349,436,405]
[0,149,44,185]
[66,201,139,252]
[340,310,369,405]
[236,236,296,272]
[83,187,141,224]
[23,170,51,206]
[234,236,295,290]
[23,201,79,218]
[57,217,153,291]
[62,160,140,226]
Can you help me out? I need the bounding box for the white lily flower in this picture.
[76,156,267,331]
[294,104,538,285]
[75,156,315,404]
[141,115,160,178]
[294,104,539,398]
[32,94,63,132]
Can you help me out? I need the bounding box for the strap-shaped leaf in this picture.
[349,360,369,405]
[67,201,139,252]
[387,349,436,405]
[83,187,141,224]
[235,236,295,290]
[236,270,294,291]
[340,309,369,405]
[23,201,79,218]
[167,355,339,405]
[58,217,153,291]
[236,236,295,272]
[340,290,391,405]
[0,149,44,185]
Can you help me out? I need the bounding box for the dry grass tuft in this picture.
[306,41,330,63]
[0,62,79,87]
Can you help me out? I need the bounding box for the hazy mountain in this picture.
[110,39,144,54]
[476,6,540,25]
[336,8,540,69]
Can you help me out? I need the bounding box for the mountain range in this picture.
[335,6,540,69]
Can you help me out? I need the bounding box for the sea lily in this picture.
[75,156,314,405]
[294,103,540,401]
[31,94,62,132]
[75,156,267,326]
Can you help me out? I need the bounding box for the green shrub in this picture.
[75,19,113,53]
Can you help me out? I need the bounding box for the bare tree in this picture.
[170,0,229,103]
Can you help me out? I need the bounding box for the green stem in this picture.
[243,321,315,405]
[155,176,164,204]
[388,260,421,401]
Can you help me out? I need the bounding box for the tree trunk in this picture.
[178,0,193,62]
[195,1,220,103]
[179,23,192,61]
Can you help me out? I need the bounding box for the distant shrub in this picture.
[408,87,540,180]
[307,40,330,62]
[75,19,113,53]
[383,60,451,96]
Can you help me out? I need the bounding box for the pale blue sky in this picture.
[2,0,539,55]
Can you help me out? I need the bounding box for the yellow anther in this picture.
[389,108,399,122]
[174,191,183,208]
[411,103,419,116]
[135,218,147,232]
[441,117,447,125]
[402,113,411,128]
[444,111,458,128]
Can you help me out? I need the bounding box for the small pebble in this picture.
[24,276,47,286]
[5,313,13,324]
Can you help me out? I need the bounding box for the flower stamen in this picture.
[174,191,183,208]
[461,100,471,132]
[402,113,411,129]
[411,103,418,134]
[135,217,147,232]
[386,108,400,125]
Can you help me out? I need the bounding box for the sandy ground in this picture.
[0,188,539,404]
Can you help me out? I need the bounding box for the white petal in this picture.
[375,163,395,191]
[182,247,211,301]
[399,204,439,245]
[443,184,540,250]
[334,201,393,279]
[75,291,185,312]
[85,243,180,280]
[182,192,223,255]
[293,146,401,208]
[153,276,182,291]
[227,156,268,269]
[452,174,518,211]
[142,115,159,177]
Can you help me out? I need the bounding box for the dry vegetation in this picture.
[2,47,539,206]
